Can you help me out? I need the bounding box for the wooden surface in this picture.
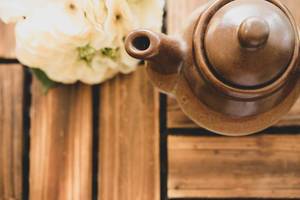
[0,64,24,200]
[98,68,160,200]
[0,21,15,58]
[167,0,300,129]
[168,134,300,198]
[1,1,300,200]
[30,80,93,200]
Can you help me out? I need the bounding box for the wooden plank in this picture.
[168,97,300,128]
[167,0,300,128]
[0,64,24,200]
[168,134,300,198]
[30,80,93,200]
[0,21,15,59]
[98,67,160,200]
[167,0,210,34]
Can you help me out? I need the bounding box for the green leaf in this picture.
[31,68,57,94]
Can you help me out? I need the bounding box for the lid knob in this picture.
[238,17,270,49]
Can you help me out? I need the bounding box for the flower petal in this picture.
[0,0,63,23]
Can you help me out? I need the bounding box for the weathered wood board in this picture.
[29,80,93,200]
[168,134,300,198]
[0,21,15,59]
[168,97,300,128]
[98,67,160,200]
[0,64,24,200]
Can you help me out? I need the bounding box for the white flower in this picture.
[0,0,62,23]
[15,2,114,84]
[0,0,165,84]
[102,0,164,74]
[75,0,107,31]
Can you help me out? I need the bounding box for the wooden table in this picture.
[1,1,300,200]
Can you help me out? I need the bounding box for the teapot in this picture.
[125,0,300,136]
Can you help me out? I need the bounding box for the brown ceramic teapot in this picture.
[125,0,300,136]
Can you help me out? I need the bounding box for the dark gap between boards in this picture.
[92,85,100,200]
[22,67,32,200]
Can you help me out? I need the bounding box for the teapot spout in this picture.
[125,29,184,93]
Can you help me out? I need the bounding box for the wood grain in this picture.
[168,134,300,198]
[167,0,300,129]
[168,97,300,128]
[98,67,160,200]
[30,80,93,200]
[0,21,15,59]
[0,64,24,200]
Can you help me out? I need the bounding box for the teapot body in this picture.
[126,0,300,136]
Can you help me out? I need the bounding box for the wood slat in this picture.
[168,97,300,128]
[0,64,24,200]
[98,67,160,200]
[167,0,300,129]
[168,134,300,198]
[30,80,93,200]
[167,0,210,35]
[0,21,15,59]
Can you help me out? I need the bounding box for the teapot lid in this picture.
[199,0,296,89]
